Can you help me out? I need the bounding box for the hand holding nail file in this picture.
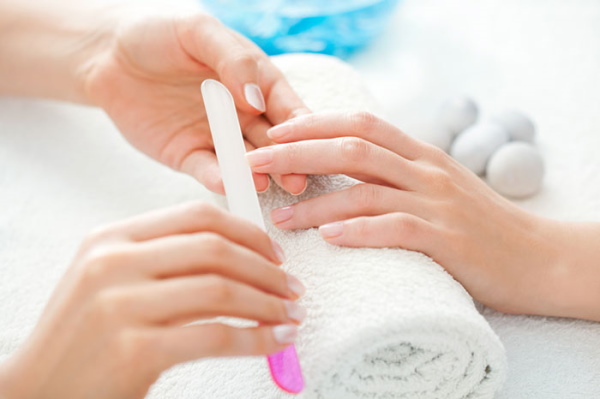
[201,79,305,394]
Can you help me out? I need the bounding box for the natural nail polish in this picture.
[244,83,266,113]
[246,148,273,168]
[284,301,307,323]
[319,222,344,239]
[273,325,298,345]
[271,206,294,225]
[271,240,286,263]
[286,274,306,298]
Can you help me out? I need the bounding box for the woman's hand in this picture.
[245,111,600,321]
[83,11,309,195]
[0,0,309,195]
[0,202,305,399]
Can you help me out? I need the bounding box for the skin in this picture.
[0,0,310,396]
[246,111,600,322]
[0,202,306,399]
[0,0,309,195]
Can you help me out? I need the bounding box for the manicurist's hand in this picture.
[84,12,309,195]
[0,0,309,195]
[246,111,600,322]
[0,202,305,399]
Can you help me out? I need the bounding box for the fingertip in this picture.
[253,173,271,193]
[281,174,308,196]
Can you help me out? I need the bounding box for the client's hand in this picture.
[0,202,305,399]
[84,12,309,195]
[246,111,600,322]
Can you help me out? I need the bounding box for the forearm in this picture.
[0,0,120,104]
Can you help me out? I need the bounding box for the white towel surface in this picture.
[0,53,506,398]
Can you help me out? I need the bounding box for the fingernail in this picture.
[319,222,344,239]
[273,324,298,345]
[271,240,286,263]
[246,148,273,168]
[292,179,308,196]
[286,274,306,298]
[267,123,292,141]
[271,206,293,225]
[284,301,307,323]
[244,83,266,113]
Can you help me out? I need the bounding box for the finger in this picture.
[179,149,226,194]
[104,202,283,265]
[229,30,311,123]
[156,323,298,366]
[271,184,429,230]
[134,232,304,299]
[243,139,270,192]
[267,111,430,161]
[107,275,305,326]
[246,137,425,191]
[178,15,266,113]
[319,213,439,255]
[241,114,307,195]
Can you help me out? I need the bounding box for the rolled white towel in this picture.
[147,54,506,399]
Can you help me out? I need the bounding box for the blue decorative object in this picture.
[201,0,401,58]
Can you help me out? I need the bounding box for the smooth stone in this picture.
[490,109,536,143]
[436,95,479,136]
[450,122,510,175]
[486,142,544,198]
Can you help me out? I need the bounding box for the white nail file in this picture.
[201,79,304,394]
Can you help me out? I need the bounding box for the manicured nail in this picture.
[292,179,308,196]
[271,206,293,225]
[244,83,266,113]
[284,301,307,323]
[273,324,298,345]
[319,222,344,239]
[246,148,273,168]
[271,240,286,263]
[267,123,292,141]
[286,274,306,298]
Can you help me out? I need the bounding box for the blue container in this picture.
[201,0,400,58]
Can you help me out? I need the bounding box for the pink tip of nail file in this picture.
[201,79,305,394]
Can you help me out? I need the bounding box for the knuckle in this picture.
[339,137,370,163]
[185,201,220,220]
[82,246,133,282]
[218,52,257,77]
[390,213,421,238]
[351,184,381,212]
[207,325,234,352]
[428,170,454,193]
[349,111,378,135]
[93,290,126,323]
[198,233,230,259]
[203,276,235,303]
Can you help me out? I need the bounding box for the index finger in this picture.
[98,202,284,265]
[267,111,430,161]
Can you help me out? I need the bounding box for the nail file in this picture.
[201,79,305,394]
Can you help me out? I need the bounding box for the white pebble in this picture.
[486,142,544,198]
[417,124,454,153]
[490,110,536,143]
[450,123,510,175]
[436,96,479,135]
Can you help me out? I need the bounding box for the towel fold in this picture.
[146,54,507,399]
